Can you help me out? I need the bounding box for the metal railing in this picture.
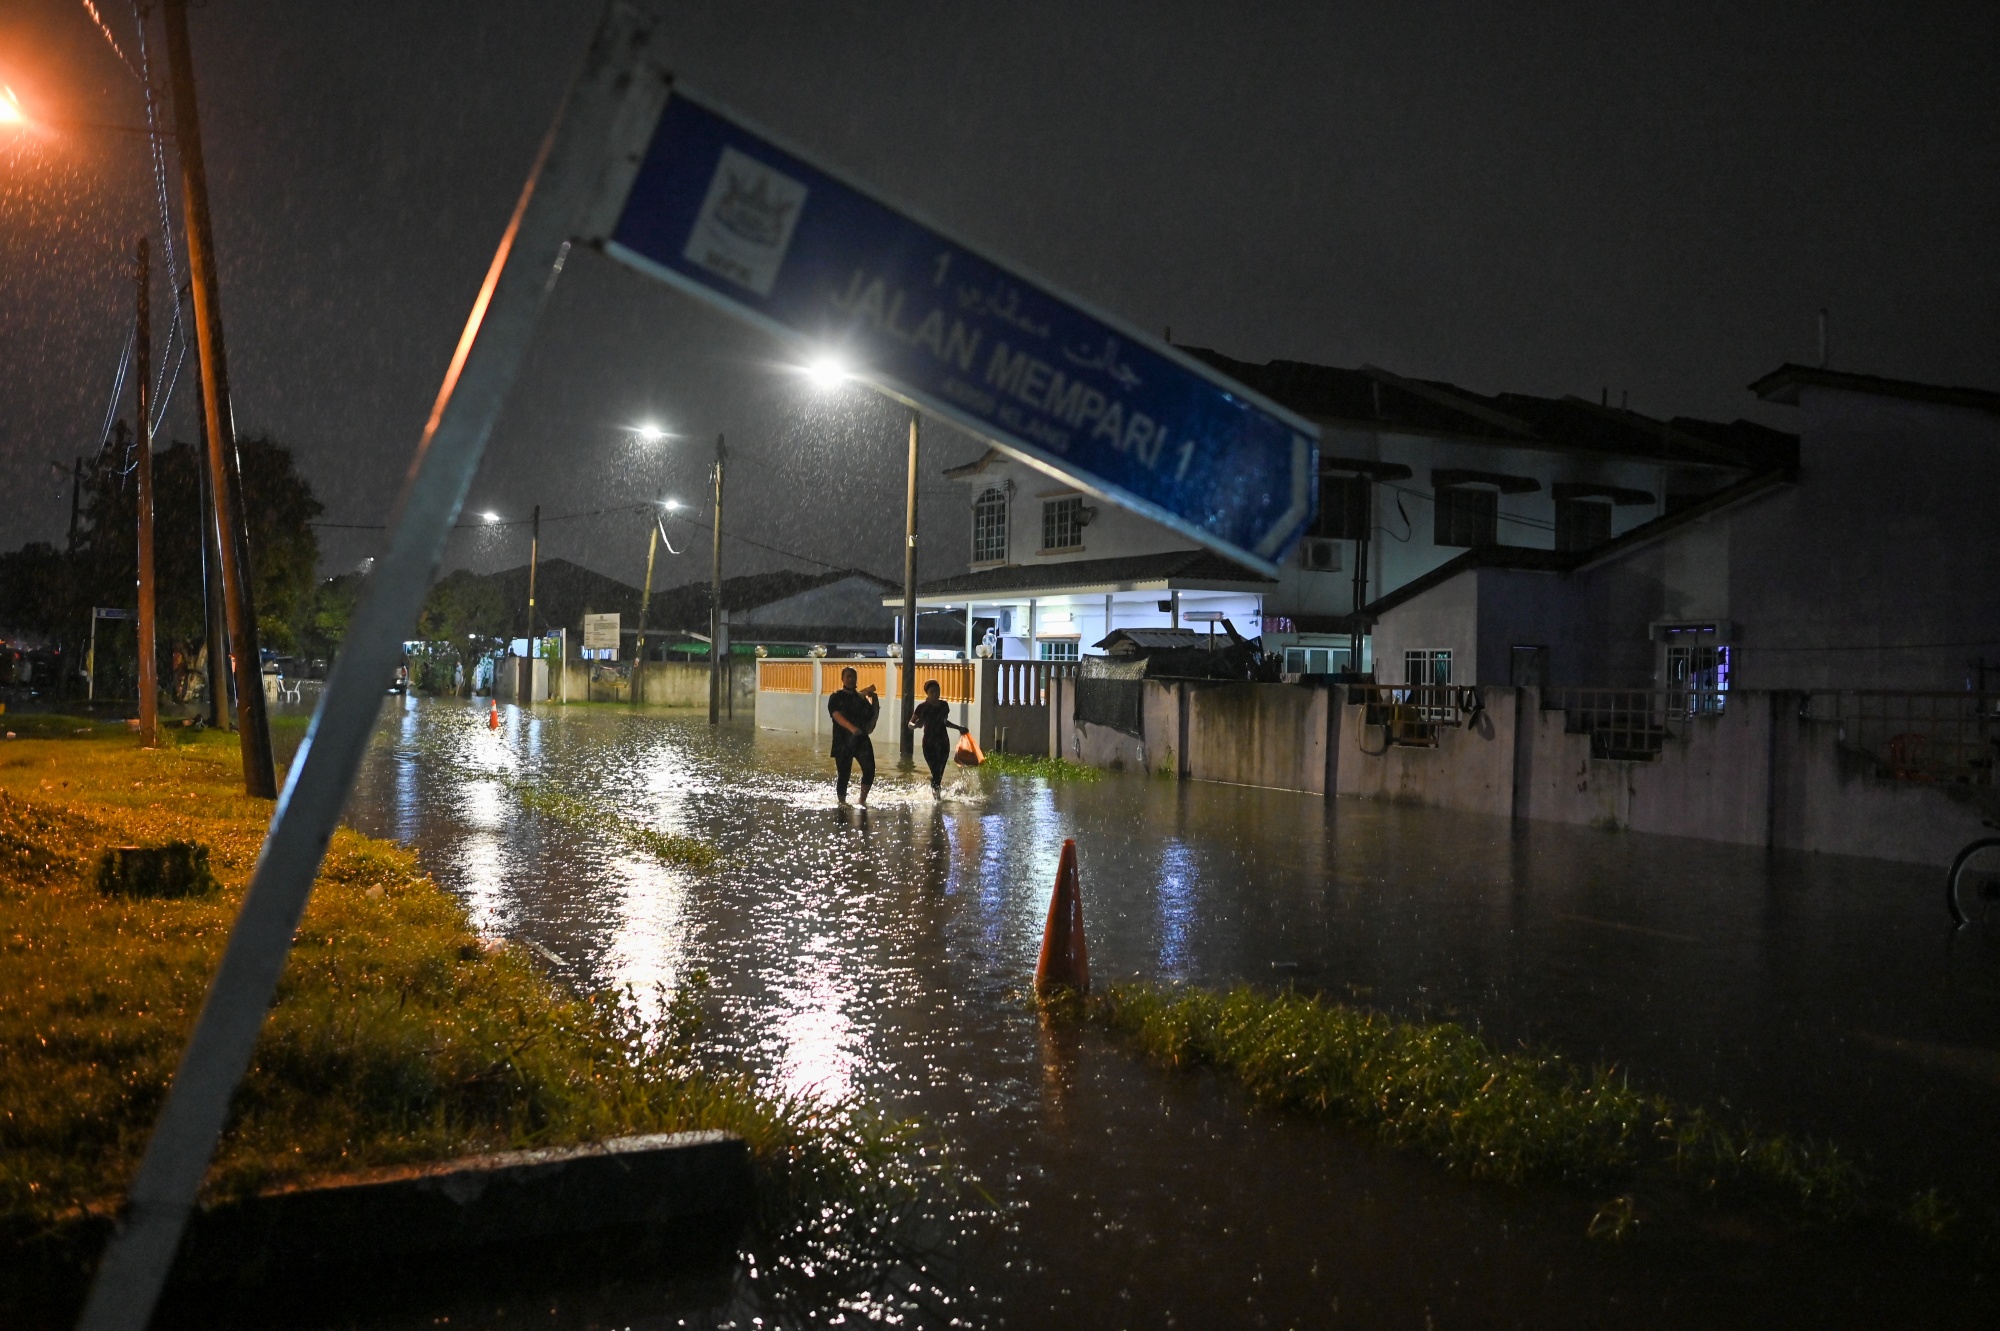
[992,659,1077,707]
[1542,687,1728,760]
[915,660,976,704]
[1803,690,1999,785]
[758,660,812,694]
[820,660,889,695]
[1350,684,1479,746]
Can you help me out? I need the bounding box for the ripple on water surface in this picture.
[335,696,2000,1329]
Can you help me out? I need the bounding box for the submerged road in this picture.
[333,695,2000,1328]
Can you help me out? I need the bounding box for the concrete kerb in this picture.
[169,1131,752,1283]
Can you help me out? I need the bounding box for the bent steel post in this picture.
[75,4,673,1325]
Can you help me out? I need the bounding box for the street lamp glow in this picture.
[0,86,26,127]
[481,511,500,524]
[634,422,667,443]
[804,356,849,390]
[661,498,683,512]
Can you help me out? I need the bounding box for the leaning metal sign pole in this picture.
[81,2,1315,1322]
[75,4,676,1325]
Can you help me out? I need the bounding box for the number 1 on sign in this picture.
[1175,439,1195,481]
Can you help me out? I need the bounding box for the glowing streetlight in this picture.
[804,355,849,390]
[0,86,25,128]
[634,421,668,443]
[799,346,920,754]
[481,510,501,524]
[661,498,683,512]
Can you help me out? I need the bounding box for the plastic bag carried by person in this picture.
[953,732,985,766]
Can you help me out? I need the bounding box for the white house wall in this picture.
[965,460,1193,568]
[1369,572,1481,684]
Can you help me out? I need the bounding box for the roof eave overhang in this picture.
[887,576,1272,607]
[1305,412,1750,472]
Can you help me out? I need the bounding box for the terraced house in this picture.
[903,347,1796,681]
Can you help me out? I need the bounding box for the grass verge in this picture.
[494,772,720,868]
[1051,981,1943,1236]
[0,728,908,1308]
[981,751,1102,782]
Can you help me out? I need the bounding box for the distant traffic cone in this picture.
[488,699,500,730]
[1034,838,1089,998]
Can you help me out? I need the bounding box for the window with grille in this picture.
[1039,640,1079,661]
[972,487,1008,563]
[1312,475,1371,540]
[1403,648,1453,721]
[1041,496,1085,552]
[1555,497,1613,552]
[1433,486,1497,548]
[1284,645,1349,675]
[1666,641,1729,716]
[1404,649,1451,687]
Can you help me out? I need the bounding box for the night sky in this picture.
[3,1,1994,589]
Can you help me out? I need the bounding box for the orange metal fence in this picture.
[820,660,889,695]
[915,661,975,703]
[759,660,813,694]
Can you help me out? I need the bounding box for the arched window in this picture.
[972,486,1008,563]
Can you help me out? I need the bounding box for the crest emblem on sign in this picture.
[682,146,808,297]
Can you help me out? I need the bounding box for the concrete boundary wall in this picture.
[553,660,754,710]
[1063,678,1996,868]
[1188,682,1332,794]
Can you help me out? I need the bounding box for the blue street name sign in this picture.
[604,92,1317,574]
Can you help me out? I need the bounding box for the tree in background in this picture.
[0,542,74,643]
[299,571,363,669]
[58,431,323,701]
[414,568,512,694]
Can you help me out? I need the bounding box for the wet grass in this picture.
[981,751,1102,782]
[1050,982,1957,1236]
[0,728,917,1310]
[496,774,721,868]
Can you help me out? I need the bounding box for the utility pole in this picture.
[633,505,659,706]
[1350,502,1369,676]
[708,433,725,725]
[67,457,83,552]
[522,504,540,704]
[196,413,230,728]
[899,409,919,761]
[134,239,158,747]
[163,0,275,797]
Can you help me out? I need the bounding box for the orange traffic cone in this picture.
[1034,838,1089,998]
[488,700,500,730]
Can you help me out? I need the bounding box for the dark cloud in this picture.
[4,0,1994,587]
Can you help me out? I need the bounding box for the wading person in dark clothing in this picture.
[826,666,879,805]
[908,678,966,796]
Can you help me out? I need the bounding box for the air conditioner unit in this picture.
[1301,539,1341,572]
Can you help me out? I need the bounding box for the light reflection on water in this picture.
[336,697,2000,1329]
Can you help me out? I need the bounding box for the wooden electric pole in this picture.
[163,0,275,796]
[196,412,231,729]
[707,434,725,725]
[135,239,158,747]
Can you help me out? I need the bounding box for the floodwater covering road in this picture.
[331,695,2000,1328]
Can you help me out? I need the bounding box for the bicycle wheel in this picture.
[1947,838,2000,926]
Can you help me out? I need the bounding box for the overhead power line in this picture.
[80,0,142,80]
[310,501,873,576]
